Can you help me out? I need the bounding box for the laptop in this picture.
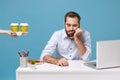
[84,40,120,69]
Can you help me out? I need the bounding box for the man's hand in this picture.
[73,28,86,56]
[56,58,69,66]
[74,28,83,39]
[11,32,18,37]
[4,30,17,37]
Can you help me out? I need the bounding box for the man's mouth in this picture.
[68,30,75,34]
[67,30,75,37]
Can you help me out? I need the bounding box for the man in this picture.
[40,11,91,66]
[0,29,17,37]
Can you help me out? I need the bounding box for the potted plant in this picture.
[30,59,36,69]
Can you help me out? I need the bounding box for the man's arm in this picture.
[40,30,69,66]
[0,29,17,37]
[0,30,11,34]
[43,55,69,66]
[43,55,59,65]
[74,28,88,56]
[74,37,86,56]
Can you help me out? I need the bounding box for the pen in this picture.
[22,50,26,57]
[26,51,29,56]
[18,51,22,57]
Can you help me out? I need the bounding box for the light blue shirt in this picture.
[40,29,91,60]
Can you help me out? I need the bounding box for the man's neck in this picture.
[69,37,74,40]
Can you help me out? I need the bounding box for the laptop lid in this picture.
[84,40,120,69]
[96,40,120,69]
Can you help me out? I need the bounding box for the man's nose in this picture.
[70,26,74,30]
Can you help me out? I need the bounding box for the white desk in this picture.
[16,60,120,80]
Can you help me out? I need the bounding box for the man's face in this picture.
[65,17,80,38]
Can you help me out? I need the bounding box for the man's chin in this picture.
[67,33,74,40]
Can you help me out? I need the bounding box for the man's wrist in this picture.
[54,59,59,65]
[4,30,11,35]
[74,36,81,42]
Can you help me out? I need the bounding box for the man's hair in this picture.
[65,11,81,24]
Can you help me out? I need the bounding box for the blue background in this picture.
[0,0,120,80]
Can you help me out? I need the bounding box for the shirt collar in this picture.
[62,29,68,39]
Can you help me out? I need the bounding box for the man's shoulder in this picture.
[55,29,64,32]
[82,29,90,34]
[51,29,66,38]
[81,29,90,38]
[53,29,65,34]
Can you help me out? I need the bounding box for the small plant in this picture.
[30,59,36,65]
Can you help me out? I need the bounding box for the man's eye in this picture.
[67,24,71,27]
[73,25,78,27]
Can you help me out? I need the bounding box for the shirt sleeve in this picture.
[80,30,92,60]
[40,31,59,60]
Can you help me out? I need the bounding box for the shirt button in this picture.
[70,48,72,50]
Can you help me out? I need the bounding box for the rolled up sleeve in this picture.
[40,32,59,60]
[81,30,91,60]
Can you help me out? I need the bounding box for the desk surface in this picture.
[16,60,120,80]
[16,60,120,73]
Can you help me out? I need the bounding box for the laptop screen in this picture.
[96,40,120,69]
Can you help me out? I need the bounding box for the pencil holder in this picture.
[20,57,28,67]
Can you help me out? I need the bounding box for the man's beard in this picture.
[65,29,75,39]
